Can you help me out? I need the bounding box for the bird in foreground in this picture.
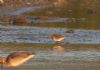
[0,51,35,67]
[0,0,4,4]
[51,34,64,45]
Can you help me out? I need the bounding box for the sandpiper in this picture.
[51,34,64,45]
[0,51,35,68]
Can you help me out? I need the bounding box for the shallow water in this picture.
[0,47,100,70]
[0,26,100,44]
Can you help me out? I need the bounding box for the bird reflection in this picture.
[53,45,64,52]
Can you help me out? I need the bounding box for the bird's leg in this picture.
[56,41,61,46]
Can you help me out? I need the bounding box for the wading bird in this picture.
[0,51,35,68]
[51,34,64,45]
[51,34,65,51]
[0,0,4,4]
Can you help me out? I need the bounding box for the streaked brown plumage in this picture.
[0,51,35,67]
[51,34,64,45]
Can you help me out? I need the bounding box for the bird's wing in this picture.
[6,52,35,66]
